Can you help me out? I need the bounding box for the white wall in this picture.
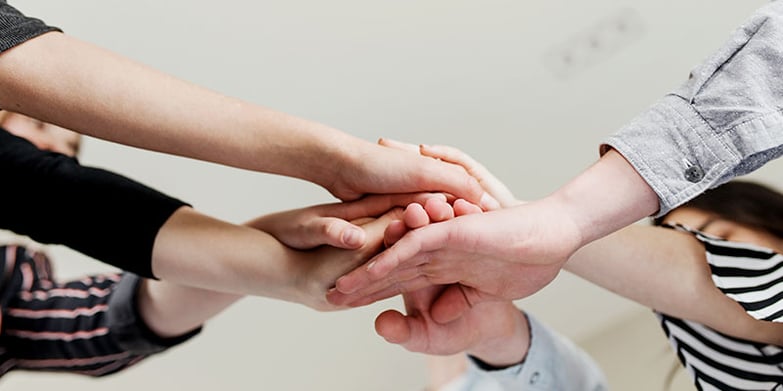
[2,0,775,389]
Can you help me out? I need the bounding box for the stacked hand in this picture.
[326,141,581,322]
[246,194,447,311]
[373,200,531,366]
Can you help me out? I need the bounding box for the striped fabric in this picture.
[657,225,783,390]
[0,245,145,377]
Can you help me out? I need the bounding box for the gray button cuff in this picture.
[603,94,739,217]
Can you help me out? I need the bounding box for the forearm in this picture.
[564,226,754,338]
[137,279,242,338]
[0,32,351,185]
[151,207,306,300]
[548,149,658,249]
[604,2,783,215]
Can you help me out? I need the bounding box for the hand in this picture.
[328,197,580,316]
[326,138,499,210]
[329,148,657,315]
[375,285,529,366]
[245,193,446,250]
[374,201,530,366]
[378,139,519,208]
[289,207,405,311]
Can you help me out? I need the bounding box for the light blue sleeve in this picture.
[604,1,783,216]
[456,313,607,391]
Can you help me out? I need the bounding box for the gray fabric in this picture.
[0,1,60,53]
[107,273,201,356]
[604,1,783,216]
[459,313,607,391]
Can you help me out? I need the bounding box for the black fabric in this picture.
[0,1,60,53]
[0,129,189,278]
[468,354,522,372]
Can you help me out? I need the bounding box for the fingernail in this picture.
[342,227,365,248]
[480,192,501,210]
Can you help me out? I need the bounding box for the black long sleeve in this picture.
[0,129,189,278]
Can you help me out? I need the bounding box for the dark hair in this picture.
[653,180,783,239]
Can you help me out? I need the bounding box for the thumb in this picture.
[302,217,367,249]
[375,309,411,344]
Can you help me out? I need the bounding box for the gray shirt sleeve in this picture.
[603,1,783,216]
[0,1,60,53]
[458,313,607,391]
[108,274,202,356]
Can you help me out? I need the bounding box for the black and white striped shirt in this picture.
[657,225,783,390]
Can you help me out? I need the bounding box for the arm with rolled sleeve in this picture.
[457,313,607,391]
[0,129,188,279]
[605,1,783,216]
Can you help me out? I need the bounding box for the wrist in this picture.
[466,307,530,368]
[321,136,379,200]
[290,125,367,199]
[241,107,347,187]
[550,149,659,247]
[298,124,349,186]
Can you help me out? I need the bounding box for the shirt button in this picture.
[529,371,540,384]
[684,165,704,183]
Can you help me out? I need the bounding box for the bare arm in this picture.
[0,32,487,203]
[136,202,404,337]
[150,205,402,310]
[136,280,242,338]
[564,225,779,344]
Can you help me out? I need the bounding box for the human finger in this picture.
[327,193,447,221]
[328,273,431,307]
[328,194,446,248]
[384,220,407,248]
[423,197,454,222]
[378,138,500,210]
[334,216,457,294]
[374,309,411,344]
[358,208,405,249]
[453,199,483,216]
[403,203,430,229]
[417,158,498,211]
[302,217,367,249]
[419,144,516,209]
